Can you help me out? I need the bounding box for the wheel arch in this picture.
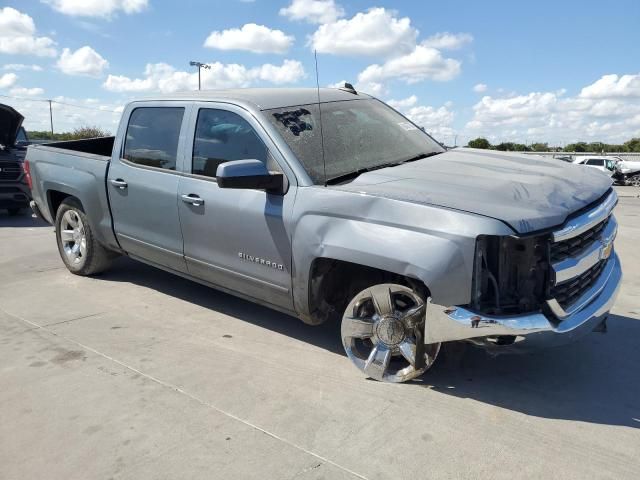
[291,214,476,325]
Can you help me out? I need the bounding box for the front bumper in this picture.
[425,253,622,352]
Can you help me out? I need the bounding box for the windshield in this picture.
[265,99,444,184]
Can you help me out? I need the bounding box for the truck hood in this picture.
[333,148,613,234]
[0,103,24,148]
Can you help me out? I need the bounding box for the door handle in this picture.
[181,194,204,206]
[110,178,128,189]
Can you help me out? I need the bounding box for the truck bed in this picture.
[40,136,115,157]
[27,137,120,251]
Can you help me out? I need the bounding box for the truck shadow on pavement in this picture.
[102,257,639,429]
[422,313,640,429]
[102,257,346,355]
[0,212,49,228]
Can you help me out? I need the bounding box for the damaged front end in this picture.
[424,189,622,351]
[471,234,549,317]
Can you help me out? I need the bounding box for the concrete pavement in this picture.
[0,188,639,479]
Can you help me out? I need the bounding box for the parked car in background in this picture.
[572,156,618,177]
[0,104,31,215]
[613,158,640,186]
[26,88,621,383]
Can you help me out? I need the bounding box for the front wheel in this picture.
[341,283,440,383]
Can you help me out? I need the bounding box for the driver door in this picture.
[177,104,295,310]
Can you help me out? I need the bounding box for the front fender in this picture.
[291,187,514,321]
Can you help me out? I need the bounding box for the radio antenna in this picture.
[314,49,327,185]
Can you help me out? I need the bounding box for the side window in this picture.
[587,159,604,166]
[123,107,185,170]
[192,109,267,178]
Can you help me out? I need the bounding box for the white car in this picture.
[572,156,618,177]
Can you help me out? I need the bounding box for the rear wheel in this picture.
[629,174,640,187]
[55,198,116,275]
[341,283,440,383]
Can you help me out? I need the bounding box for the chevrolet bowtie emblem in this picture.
[600,238,613,260]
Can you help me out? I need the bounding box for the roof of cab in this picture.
[143,87,372,110]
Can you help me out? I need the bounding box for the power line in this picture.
[0,94,121,113]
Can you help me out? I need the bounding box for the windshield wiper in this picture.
[324,151,442,185]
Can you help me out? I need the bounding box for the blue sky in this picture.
[1,0,639,145]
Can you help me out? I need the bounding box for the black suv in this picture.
[0,104,31,215]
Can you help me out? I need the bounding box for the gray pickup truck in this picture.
[27,88,622,382]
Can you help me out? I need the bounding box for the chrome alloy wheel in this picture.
[341,284,440,383]
[630,175,640,187]
[60,209,87,266]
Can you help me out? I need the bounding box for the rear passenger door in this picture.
[177,104,295,310]
[108,103,191,273]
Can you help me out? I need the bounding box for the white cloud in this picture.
[0,73,18,89]
[358,45,461,85]
[422,32,473,50]
[473,83,487,93]
[9,86,44,97]
[387,95,455,140]
[103,60,306,93]
[3,64,44,72]
[579,73,640,99]
[57,46,109,77]
[1,95,123,133]
[42,0,148,18]
[465,73,640,143]
[0,7,57,57]
[204,24,294,54]
[310,8,417,57]
[279,0,344,24]
[387,95,418,109]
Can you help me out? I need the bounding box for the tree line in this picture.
[467,137,640,153]
[27,126,111,141]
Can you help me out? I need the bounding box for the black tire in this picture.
[7,208,22,216]
[55,198,116,275]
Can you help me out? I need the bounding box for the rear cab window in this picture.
[123,107,185,170]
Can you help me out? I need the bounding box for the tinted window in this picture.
[266,99,444,184]
[192,109,267,178]
[586,159,604,166]
[123,107,184,170]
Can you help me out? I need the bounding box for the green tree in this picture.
[624,138,640,152]
[530,143,549,152]
[564,142,588,152]
[467,137,491,149]
[495,142,530,151]
[28,125,111,141]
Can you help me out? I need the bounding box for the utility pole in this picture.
[48,100,53,136]
[189,61,211,90]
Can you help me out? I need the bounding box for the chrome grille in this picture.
[547,190,617,319]
[550,260,606,309]
[0,161,22,181]
[550,218,608,263]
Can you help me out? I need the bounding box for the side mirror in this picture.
[216,159,284,194]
